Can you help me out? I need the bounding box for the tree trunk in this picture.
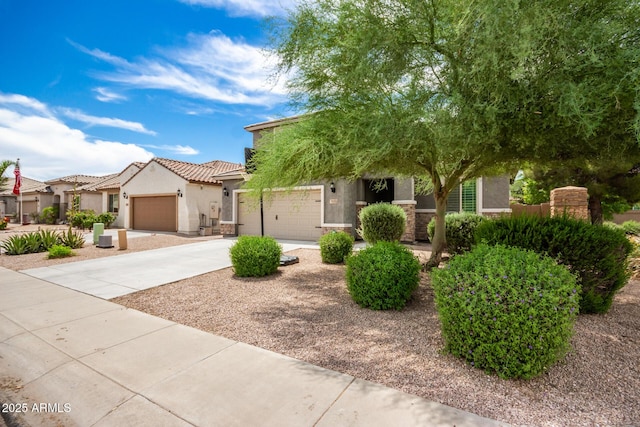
[589,194,603,225]
[425,190,448,270]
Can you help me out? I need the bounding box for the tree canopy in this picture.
[247,0,640,265]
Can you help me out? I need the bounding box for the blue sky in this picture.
[0,0,297,181]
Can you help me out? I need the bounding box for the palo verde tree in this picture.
[247,0,640,267]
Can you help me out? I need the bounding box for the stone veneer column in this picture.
[392,200,416,242]
[550,186,589,221]
[220,223,237,236]
[355,201,367,240]
[415,212,434,241]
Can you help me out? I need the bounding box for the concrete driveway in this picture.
[21,238,320,299]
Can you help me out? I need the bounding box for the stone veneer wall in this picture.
[393,201,416,242]
[415,212,434,241]
[550,186,589,221]
[220,223,236,236]
[354,202,367,240]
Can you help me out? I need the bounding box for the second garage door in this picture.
[238,190,322,240]
[132,196,177,232]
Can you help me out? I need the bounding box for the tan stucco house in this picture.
[121,158,243,235]
[216,117,512,242]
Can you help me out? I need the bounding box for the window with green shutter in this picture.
[461,180,477,213]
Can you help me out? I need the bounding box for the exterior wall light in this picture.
[122,192,128,199]
[330,182,336,193]
[223,187,229,197]
[177,189,183,197]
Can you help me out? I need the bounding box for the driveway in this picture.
[21,238,320,299]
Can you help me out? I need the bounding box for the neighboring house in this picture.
[121,158,243,235]
[45,174,106,222]
[0,176,52,221]
[216,117,511,242]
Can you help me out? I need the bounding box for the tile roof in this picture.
[45,174,103,185]
[74,174,119,192]
[0,177,50,196]
[152,158,243,184]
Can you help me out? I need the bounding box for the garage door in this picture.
[132,196,177,232]
[237,193,261,236]
[238,190,322,240]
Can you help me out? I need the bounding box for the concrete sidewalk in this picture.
[0,267,507,427]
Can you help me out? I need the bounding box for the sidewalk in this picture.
[0,267,509,426]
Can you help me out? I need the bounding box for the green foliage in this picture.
[475,216,633,314]
[431,244,579,380]
[1,235,29,255]
[24,232,43,253]
[58,227,85,249]
[319,231,354,264]
[47,244,74,259]
[97,212,116,228]
[230,236,282,277]
[40,206,59,225]
[621,221,640,237]
[522,178,549,205]
[357,203,406,244]
[427,213,486,255]
[67,210,97,229]
[38,229,61,250]
[0,218,7,230]
[346,241,421,310]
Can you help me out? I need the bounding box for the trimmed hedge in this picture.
[357,203,406,244]
[230,235,282,277]
[346,241,421,310]
[427,212,486,254]
[431,244,580,379]
[319,231,354,264]
[475,215,633,314]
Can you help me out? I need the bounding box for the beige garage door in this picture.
[237,193,261,236]
[238,190,322,240]
[132,196,177,232]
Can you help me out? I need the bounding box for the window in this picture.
[108,193,119,213]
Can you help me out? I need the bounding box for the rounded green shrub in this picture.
[357,203,406,244]
[319,231,354,264]
[475,215,633,314]
[427,212,486,254]
[47,244,75,259]
[431,244,580,380]
[230,235,282,277]
[346,241,421,310]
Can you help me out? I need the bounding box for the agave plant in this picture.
[38,229,61,250]
[1,235,29,255]
[23,232,43,253]
[58,227,85,249]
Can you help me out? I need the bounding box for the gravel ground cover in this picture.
[113,249,640,427]
[3,224,638,426]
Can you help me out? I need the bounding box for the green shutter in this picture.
[461,180,477,213]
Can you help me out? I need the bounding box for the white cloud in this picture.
[141,144,199,155]
[60,108,157,135]
[70,32,287,108]
[178,0,298,17]
[0,94,154,181]
[94,87,127,103]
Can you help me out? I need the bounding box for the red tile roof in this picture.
[152,158,243,184]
